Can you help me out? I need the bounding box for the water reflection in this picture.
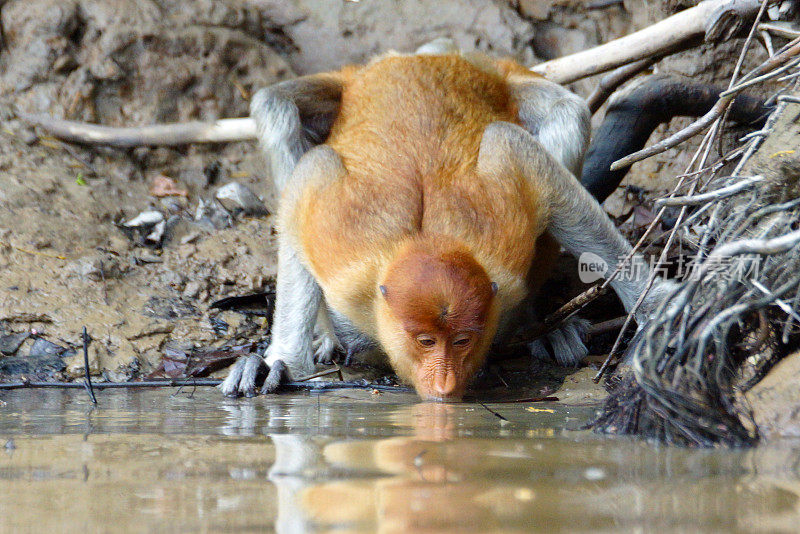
[0,389,798,532]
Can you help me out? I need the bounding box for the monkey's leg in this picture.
[509,77,591,178]
[479,122,676,326]
[250,73,343,191]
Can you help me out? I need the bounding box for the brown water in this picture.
[0,388,799,533]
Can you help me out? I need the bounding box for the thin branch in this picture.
[82,327,97,404]
[0,378,413,392]
[758,22,800,39]
[655,175,763,206]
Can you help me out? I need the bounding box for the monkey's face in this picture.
[377,242,499,401]
[378,301,499,401]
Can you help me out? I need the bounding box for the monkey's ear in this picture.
[379,285,388,298]
[491,282,498,295]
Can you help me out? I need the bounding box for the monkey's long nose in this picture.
[430,368,459,399]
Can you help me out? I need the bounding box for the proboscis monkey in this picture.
[221,42,675,401]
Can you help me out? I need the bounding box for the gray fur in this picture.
[415,37,459,55]
[261,359,288,394]
[512,79,591,177]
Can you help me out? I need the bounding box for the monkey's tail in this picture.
[581,73,772,202]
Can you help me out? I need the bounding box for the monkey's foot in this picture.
[528,317,590,367]
[313,332,339,364]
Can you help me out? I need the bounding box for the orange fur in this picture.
[290,53,555,399]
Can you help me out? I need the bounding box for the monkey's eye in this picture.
[416,336,436,347]
[452,336,471,347]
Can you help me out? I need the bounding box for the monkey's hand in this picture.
[219,352,291,397]
[528,316,591,367]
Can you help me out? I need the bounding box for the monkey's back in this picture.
[299,54,547,324]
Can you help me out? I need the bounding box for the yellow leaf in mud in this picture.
[75,173,87,186]
[769,150,795,158]
[525,407,555,413]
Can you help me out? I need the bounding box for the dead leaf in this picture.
[149,175,188,197]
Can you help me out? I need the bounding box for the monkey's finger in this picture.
[239,354,268,397]
[563,317,591,345]
[261,360,288,394]
[219,356,248,397]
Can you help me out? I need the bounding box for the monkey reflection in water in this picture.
[259,402,490,532]
[221,39,676,401]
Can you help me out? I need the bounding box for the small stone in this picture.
[52,54,77,73]
[108,235,131,254]
[19,128,38,145]
[0,331,30,356]
[124,211,164,228]
[215,183,269,217]
[195,198,232,230]
[29,338,68,358]
[146,220,167,245]
[180,231,201,245]
[149,175,188,198]
[518,0,552,20]
[182,280,203,299]
[89,58,124,81]
[135,253,163,264]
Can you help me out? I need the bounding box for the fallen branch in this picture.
[531,0,764,84]
[18,113,257,147]
[655,174,764,205]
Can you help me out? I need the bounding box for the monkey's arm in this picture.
[220,74,343,396]
[479,122,673,323]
